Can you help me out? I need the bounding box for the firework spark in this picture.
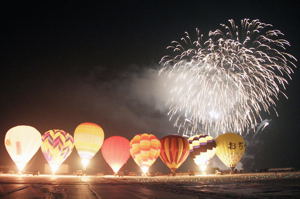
[160,19,297,137]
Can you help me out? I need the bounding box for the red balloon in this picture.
[160,135,190,173]
[101,136,130,174]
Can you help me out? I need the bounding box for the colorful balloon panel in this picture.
[5,125,41,171]
[216,133,246,169]
[41,129,74,173]
[74,122,104,164]
[188,134,216,167]
[160,135,190,172]
[130,133,161,172]
[101,136,130,173]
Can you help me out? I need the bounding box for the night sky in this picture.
[0,1,299,173]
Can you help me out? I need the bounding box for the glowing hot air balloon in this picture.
[188,134,216,173]
[130,133,161,175]
[160,135,190,175]
[41,129,74,174]
[5,125,41,172]
[101,136,130,174]
[74,122,104,170]
[216,133,246,171]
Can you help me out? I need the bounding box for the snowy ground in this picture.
[0,172,300,198]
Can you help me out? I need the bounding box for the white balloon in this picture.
[5,125,41,171]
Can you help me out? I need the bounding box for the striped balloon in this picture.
[74,122,104,169]
[160,135,190,173]
[188,134,216,171]
[41,129,74,173]
[130,133,161,174]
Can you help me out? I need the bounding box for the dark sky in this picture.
[0,1,299,173]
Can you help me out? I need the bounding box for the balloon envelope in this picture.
[188,134,216,170]
[216,133,246,169]
[101,136,130,174]
[130,133,161,173]
[74,122,104,169]
[41,129,74,173]
[5,125,41,171]
[160,135,190,173]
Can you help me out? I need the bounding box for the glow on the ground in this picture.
[81,158,90,170]
[50,164,60,174]
[141,166,149,174]
[16,162,26,173]
[80,176,90,182]
[199,164,207,174]
[194,158,208,174]
[111,164,121,174]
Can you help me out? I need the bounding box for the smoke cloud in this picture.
[64,65,176,137]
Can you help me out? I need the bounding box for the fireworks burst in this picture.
[160,19,297,137]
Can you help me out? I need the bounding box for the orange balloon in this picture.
[130,133,161,173]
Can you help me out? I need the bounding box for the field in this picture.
[0,172,300,198]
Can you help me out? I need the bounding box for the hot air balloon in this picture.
[160,135,189,175]
[74,122,104,170]
[41,129,74,174]
[101,136,130,174]
[216,133,246,171]
[5,125,41,172]
[130,133,161,175]
[188,134,216,173]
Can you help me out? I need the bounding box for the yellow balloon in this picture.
[216,133,246,169]
[74,122,104,169]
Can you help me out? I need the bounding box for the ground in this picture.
[0,172,300,198]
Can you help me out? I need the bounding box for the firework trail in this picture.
[160,19,297,137]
